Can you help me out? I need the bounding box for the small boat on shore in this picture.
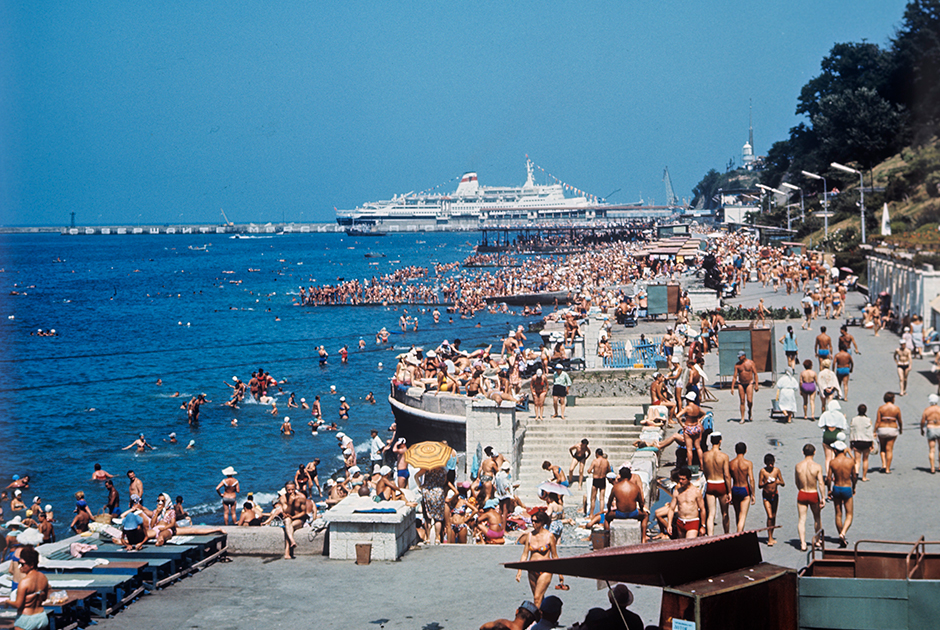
[345,227,388,237]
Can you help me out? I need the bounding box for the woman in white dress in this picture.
[775,367,799,423]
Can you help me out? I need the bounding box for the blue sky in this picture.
[0,1,911,226]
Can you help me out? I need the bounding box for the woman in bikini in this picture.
[894,340,913,397]
[445,483,475,544]
[529,369,548,421]
[875,392,903,474]
[515,511,559,606]
[475,499,505,544]
[3,545,49,630]
[215,467,239,526]
[800,359,818,421]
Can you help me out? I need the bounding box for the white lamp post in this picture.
[756,184,790,230]
[780,182,804,225]
[801,170,829,239]
[831,162,866,244]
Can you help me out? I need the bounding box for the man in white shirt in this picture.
[369,429,386,471]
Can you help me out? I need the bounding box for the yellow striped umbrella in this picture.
[403,441,452,470]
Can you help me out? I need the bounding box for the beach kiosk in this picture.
[647,283,680,319]
[717,320,776,385]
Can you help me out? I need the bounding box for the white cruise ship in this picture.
[336,160,610,229]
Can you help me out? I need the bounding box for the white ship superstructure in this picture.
[336,160,608,229]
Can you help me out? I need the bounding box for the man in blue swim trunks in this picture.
[815,326,833,371]
[603,467,649,543]
[729,442,755,533]
[826,441,857,548]
[834,349,854,398]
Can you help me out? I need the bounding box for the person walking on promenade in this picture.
[875,392,903,474]
[818,400,848,476]
[815,326,833,371]
[775,367,799,423]
[833,348,854,399]
[779,326,799,368]
[758,453,784,546]
[850,404,875,481]
[894,339,913,397]
[729,442,756,533]
[515,511,558,606]
[919,394,940,474]
[799,359,818,421]
[702,432,731,536]
[795,444,826,552]
[731,351,758,424]
[551,364,572,420]
[827,441,857,548]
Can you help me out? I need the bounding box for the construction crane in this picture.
[220,208,234,227]
[663,167,679,208]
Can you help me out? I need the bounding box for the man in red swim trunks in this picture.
[795,444,826,551]
[701,432,731,535]
[667,467,705,539]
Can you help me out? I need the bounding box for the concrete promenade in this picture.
[95,278,940,629]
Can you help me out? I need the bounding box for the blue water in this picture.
[0,230,528,529]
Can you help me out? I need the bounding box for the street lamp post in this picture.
[801,170,829,240]
[780,182,804,225]
[756,184,790,231]
[831,162,865,244]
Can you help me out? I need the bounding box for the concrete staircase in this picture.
[516,405,644,503]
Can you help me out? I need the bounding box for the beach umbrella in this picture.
[840,267,854,274]
[537,481,572,496]
[403,441,452,470]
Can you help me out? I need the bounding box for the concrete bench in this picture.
[323,496,416,561]
[218,525,324,556]
[609,520,643,547]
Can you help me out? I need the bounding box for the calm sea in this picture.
[0,230,527,529]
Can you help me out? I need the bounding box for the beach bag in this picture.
[702,411,714,432]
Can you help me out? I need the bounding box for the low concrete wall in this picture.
[219,525,325,556]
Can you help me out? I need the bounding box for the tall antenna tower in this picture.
[749,99,754,151]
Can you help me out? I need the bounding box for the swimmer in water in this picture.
[186,440,195,450]
[122,434,155,453]
[91,463,113,480]
[165,432,178,444]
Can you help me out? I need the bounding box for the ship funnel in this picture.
[455,172,480,195]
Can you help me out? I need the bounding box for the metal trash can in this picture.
[355,543,372,565]
[591,529,609,550]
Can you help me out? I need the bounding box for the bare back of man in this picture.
[729,445,756,533]
[604,474,649,542]
[827,448,857,547]
[920,401,940,474]
[795,446,826,551]
[702,437,731,535]
[587,451,611,518]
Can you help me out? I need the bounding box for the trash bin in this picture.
[591,529,609,550]
[355,543,372,565]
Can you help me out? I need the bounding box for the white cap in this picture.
[283,416,290,421]
[45,504,52,512]
[831,440,847,451]
[684,391,697,400]
[929,394,939,405]
[379,465,392,476]
[344,448,352,455]
[340,396,346,402]
[336,432,346,439]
